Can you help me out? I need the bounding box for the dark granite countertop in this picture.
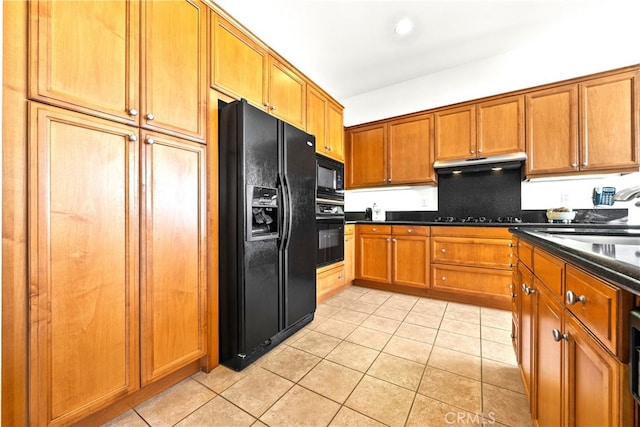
[510,226,640,295]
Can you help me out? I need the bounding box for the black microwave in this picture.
[316,154,344,201]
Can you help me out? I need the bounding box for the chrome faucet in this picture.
[613,186,640,202]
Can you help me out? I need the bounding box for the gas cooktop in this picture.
[433,216,523,224]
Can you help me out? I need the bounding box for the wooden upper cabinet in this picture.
[140,131,207,385]
[211,13,267,109]
[28,103,140,426]
[525,84,579,176]
[268,57,306,129]
[434,105,476,161]
[29,0,140,125]
[346,123,387,188]
[580,71,639,172]
[476,95,524,156]
[307,86,344,162]
[140,0,207,141]
[388,113,435,185]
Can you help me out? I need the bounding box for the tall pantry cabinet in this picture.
[25,0,208,425]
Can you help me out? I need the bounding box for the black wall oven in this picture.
[316,200,344,268]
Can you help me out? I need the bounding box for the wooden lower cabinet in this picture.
[514,237,634,427]
[317,262,345,303]
[356,225,429,290]
[343,224,355,284]
[27,104,207,425]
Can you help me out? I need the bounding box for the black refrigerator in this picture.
[218,99,317,371]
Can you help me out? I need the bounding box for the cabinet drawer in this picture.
[533,248,564,299]
[431,226,511,239]
[518,240,533,270]
[358,224,391,234]
[392,225,429,236]
[565,265,629,356]
[317,264,345,303]
[431,237,512,269]
[344,224,355,235]
[431,264,511,299]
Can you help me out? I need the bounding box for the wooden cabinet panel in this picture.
[387,114,436,185]
[533,248,564,299]
[317,263,345,303]
[534,282,563,427]
[435,105,476,160]
[477,95,524,156]
[211,13,267,109]
[268,57,306,129]
[140,132,207,385]
[431,264,511,298]
[327,101,345,161]
[140,0,207,141]
[28,104,140,426]
[525,85,579,175]
[580,71,639,171]
[29,0,140,125]
[431,237,512,269]
[391,225,430,237]
[356,232,392,284]
[565,314,628,427]
[344,225,355,284]
[518,239,534,271]
[518,264,535,409]
[393,236,429,288]
[347,124,387,188]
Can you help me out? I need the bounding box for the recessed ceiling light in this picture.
[394,18,413,36]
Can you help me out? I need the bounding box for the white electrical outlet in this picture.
[560,193,570,204]
[421,198,428,207]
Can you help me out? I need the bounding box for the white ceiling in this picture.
[212,0,616,101]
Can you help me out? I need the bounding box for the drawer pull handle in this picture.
[566,290,586,305]
[523,285,535,295]
[552,329,568,342]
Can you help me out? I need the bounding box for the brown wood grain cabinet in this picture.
[28,103,141,426]
[513,240,634,426]
[307,85,344,161]
[430,227,513,309]
[356,225,429,289]
[268,56,306,129]
[140,131,207,385]
[30,0,208,142]
[434,96,524,162]
[344,224,356,285]
[346,113,435,188]
[526,71,639,177]
[211,13,268,110]
[317,262,345,303]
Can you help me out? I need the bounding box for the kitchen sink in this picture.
[551,234,640,245]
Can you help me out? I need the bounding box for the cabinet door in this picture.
[327,101,345,161]
[140,0,207,141]
[356,234,392,284]
[392,236,429,288]
[346,124,386,188]
[434,105,476,161]
[525,85,579,176]
[535,282,563,427]
[477,95,524,156]
[307,86,328,155]
[29,0,140,125]
[317,264,345,303]
[344,231,356,284]
[268,57,306,129]
[565,314,626,427]
[388,114,436,185]
[580,71,640,171]
[211,13,267,109]
[140,132,207,385]
[519,264,535,410]
[28,103,140,426]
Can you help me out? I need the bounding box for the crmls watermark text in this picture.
[445,411,496,425]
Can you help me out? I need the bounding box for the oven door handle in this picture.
[316,215,346,221]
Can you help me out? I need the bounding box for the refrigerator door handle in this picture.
[282,175,294,251]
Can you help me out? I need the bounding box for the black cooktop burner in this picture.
[434,216,522,224]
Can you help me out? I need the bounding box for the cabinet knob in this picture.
[145,113,155,121]
[552,329,568,342]
[372,228,376,232]
[386,238,391,242]
[388,178,392,183]
[441,276,446,281]
[128,108,138,116]
[271,105,276,111]
[571,163,578,168]
[478,148,483,153]
[128,134,137,142]
[146,138,154,145]
[511,293,516,298]
[566,290,586,305]
[582,161,588,167]
[407,229,412,233]
[441,248,446,253]
[470,150,475,154]
[392,238,397,242]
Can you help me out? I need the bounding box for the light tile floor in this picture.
[104,286,532,427]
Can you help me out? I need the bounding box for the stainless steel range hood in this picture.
[434,152,527,175]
